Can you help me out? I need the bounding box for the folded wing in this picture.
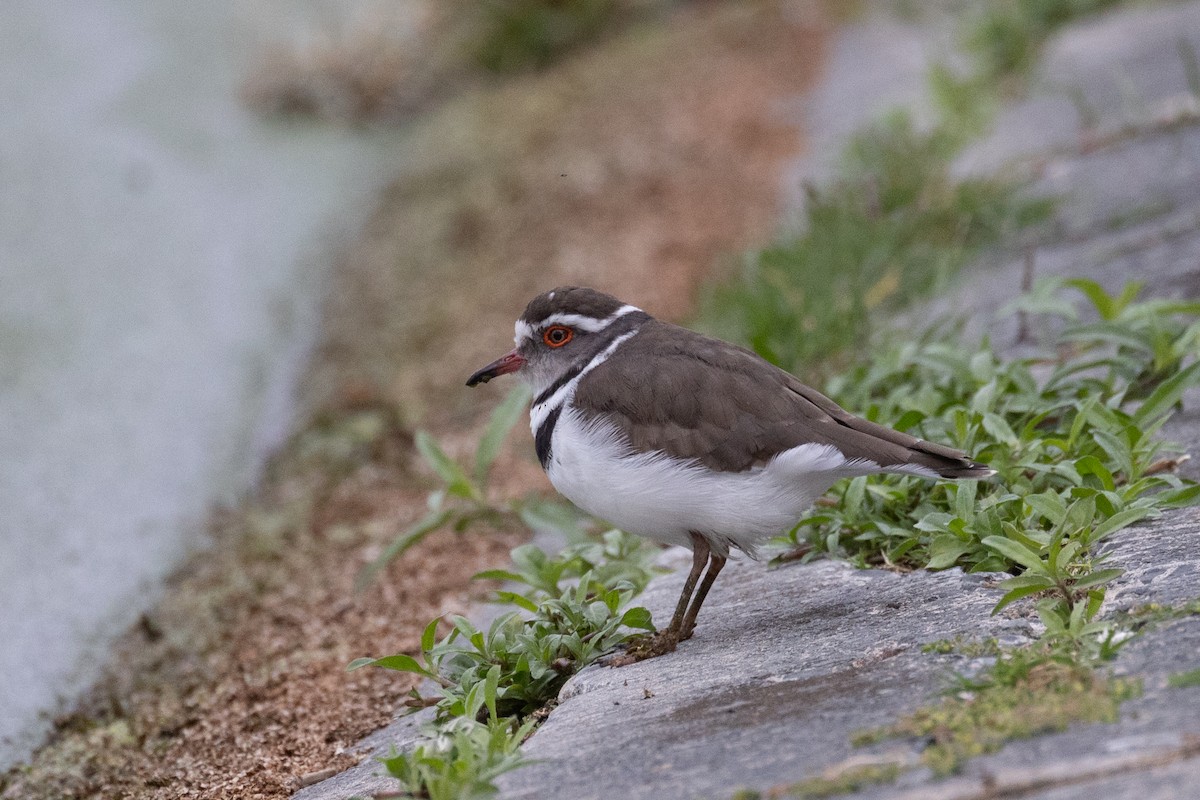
[574,320,992,479]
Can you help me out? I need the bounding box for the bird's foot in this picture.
[601,630,682,667]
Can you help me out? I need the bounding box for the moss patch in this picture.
[856,651,1142,775]
[920,637,1003,657]
[1119,598,1200,631]
[1167,668,1200,689]
[746,762,904,799]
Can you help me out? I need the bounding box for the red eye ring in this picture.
[543,325,573,347]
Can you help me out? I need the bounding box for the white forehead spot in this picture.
[514,319,535,346]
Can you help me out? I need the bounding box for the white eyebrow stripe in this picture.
[543,305,643,333]
[515,303,643,345]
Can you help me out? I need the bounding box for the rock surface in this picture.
[297,3,1200,798]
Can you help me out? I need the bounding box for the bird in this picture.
[467,287,993,661]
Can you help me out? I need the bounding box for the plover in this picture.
[468,287,992,659]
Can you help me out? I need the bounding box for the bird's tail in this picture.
[903,439,996,480]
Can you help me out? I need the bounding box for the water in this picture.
[0,0,410,768]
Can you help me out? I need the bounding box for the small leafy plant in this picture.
[780,279,1200,640]
[351,531,659,796]
[472,0,621,73]
[701,111,1051,376]
[379,715,534,800]
[965,0,1125,86]
[358,386,533,587]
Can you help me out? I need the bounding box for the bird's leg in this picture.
[603,533,709,666]
[679,551,726,641]
[661,533,710,642]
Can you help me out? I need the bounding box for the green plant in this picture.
[777,279,1200,640]
[472,0,621,73]
[701,111,1049,376]
[351,531,657,796]
[354,534,655,720]
[478,527,662,600]
[757,762,904,798]
[358,386,533,587]
[965,0,1125,86]
[379,715,533,800]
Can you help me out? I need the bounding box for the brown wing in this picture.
[573,320,989,477]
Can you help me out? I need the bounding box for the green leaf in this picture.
[982,535,1047,572]
[1075,455,1115,491]
[1065,278,1142,321]
[927,534,973,570]
[347,653,430,676]
[484,664,501,721]
[356,507,456,590]
[980,412,1018,446]
[1134,361,1200,426]
[475,385,531,486]
[915,512,955,533]
[416,430,478,500]
[473,569,526,584]
[1069,593,1089,632]
[1157,484,1200,508]
[1070,568,1124,590]
[954,480,978,523]
[1024,492,1068,526]
[463,681,485,720]
[494,591,539,613]
[1060,323,1153,355]
[620,606,655,631]
[992,581,1052,614]
[421,618,440,653]
[1090,506,1155,540]
[451,614,481,642]
[893,409,926,432]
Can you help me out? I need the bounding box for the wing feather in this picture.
[573,320,989,477]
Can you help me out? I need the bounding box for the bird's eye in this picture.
[543,325,573,347]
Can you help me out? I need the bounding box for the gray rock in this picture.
[498,558,1029,800]
[292,708,434,800]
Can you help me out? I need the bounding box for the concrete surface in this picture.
[297,2,1200,798]
[0,0,413,769]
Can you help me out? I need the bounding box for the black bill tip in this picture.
[466,351,525,388]
[466,370,493,387]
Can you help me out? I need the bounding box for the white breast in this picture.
[542,405,858,556]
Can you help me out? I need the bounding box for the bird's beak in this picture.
[466,350,526,387]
